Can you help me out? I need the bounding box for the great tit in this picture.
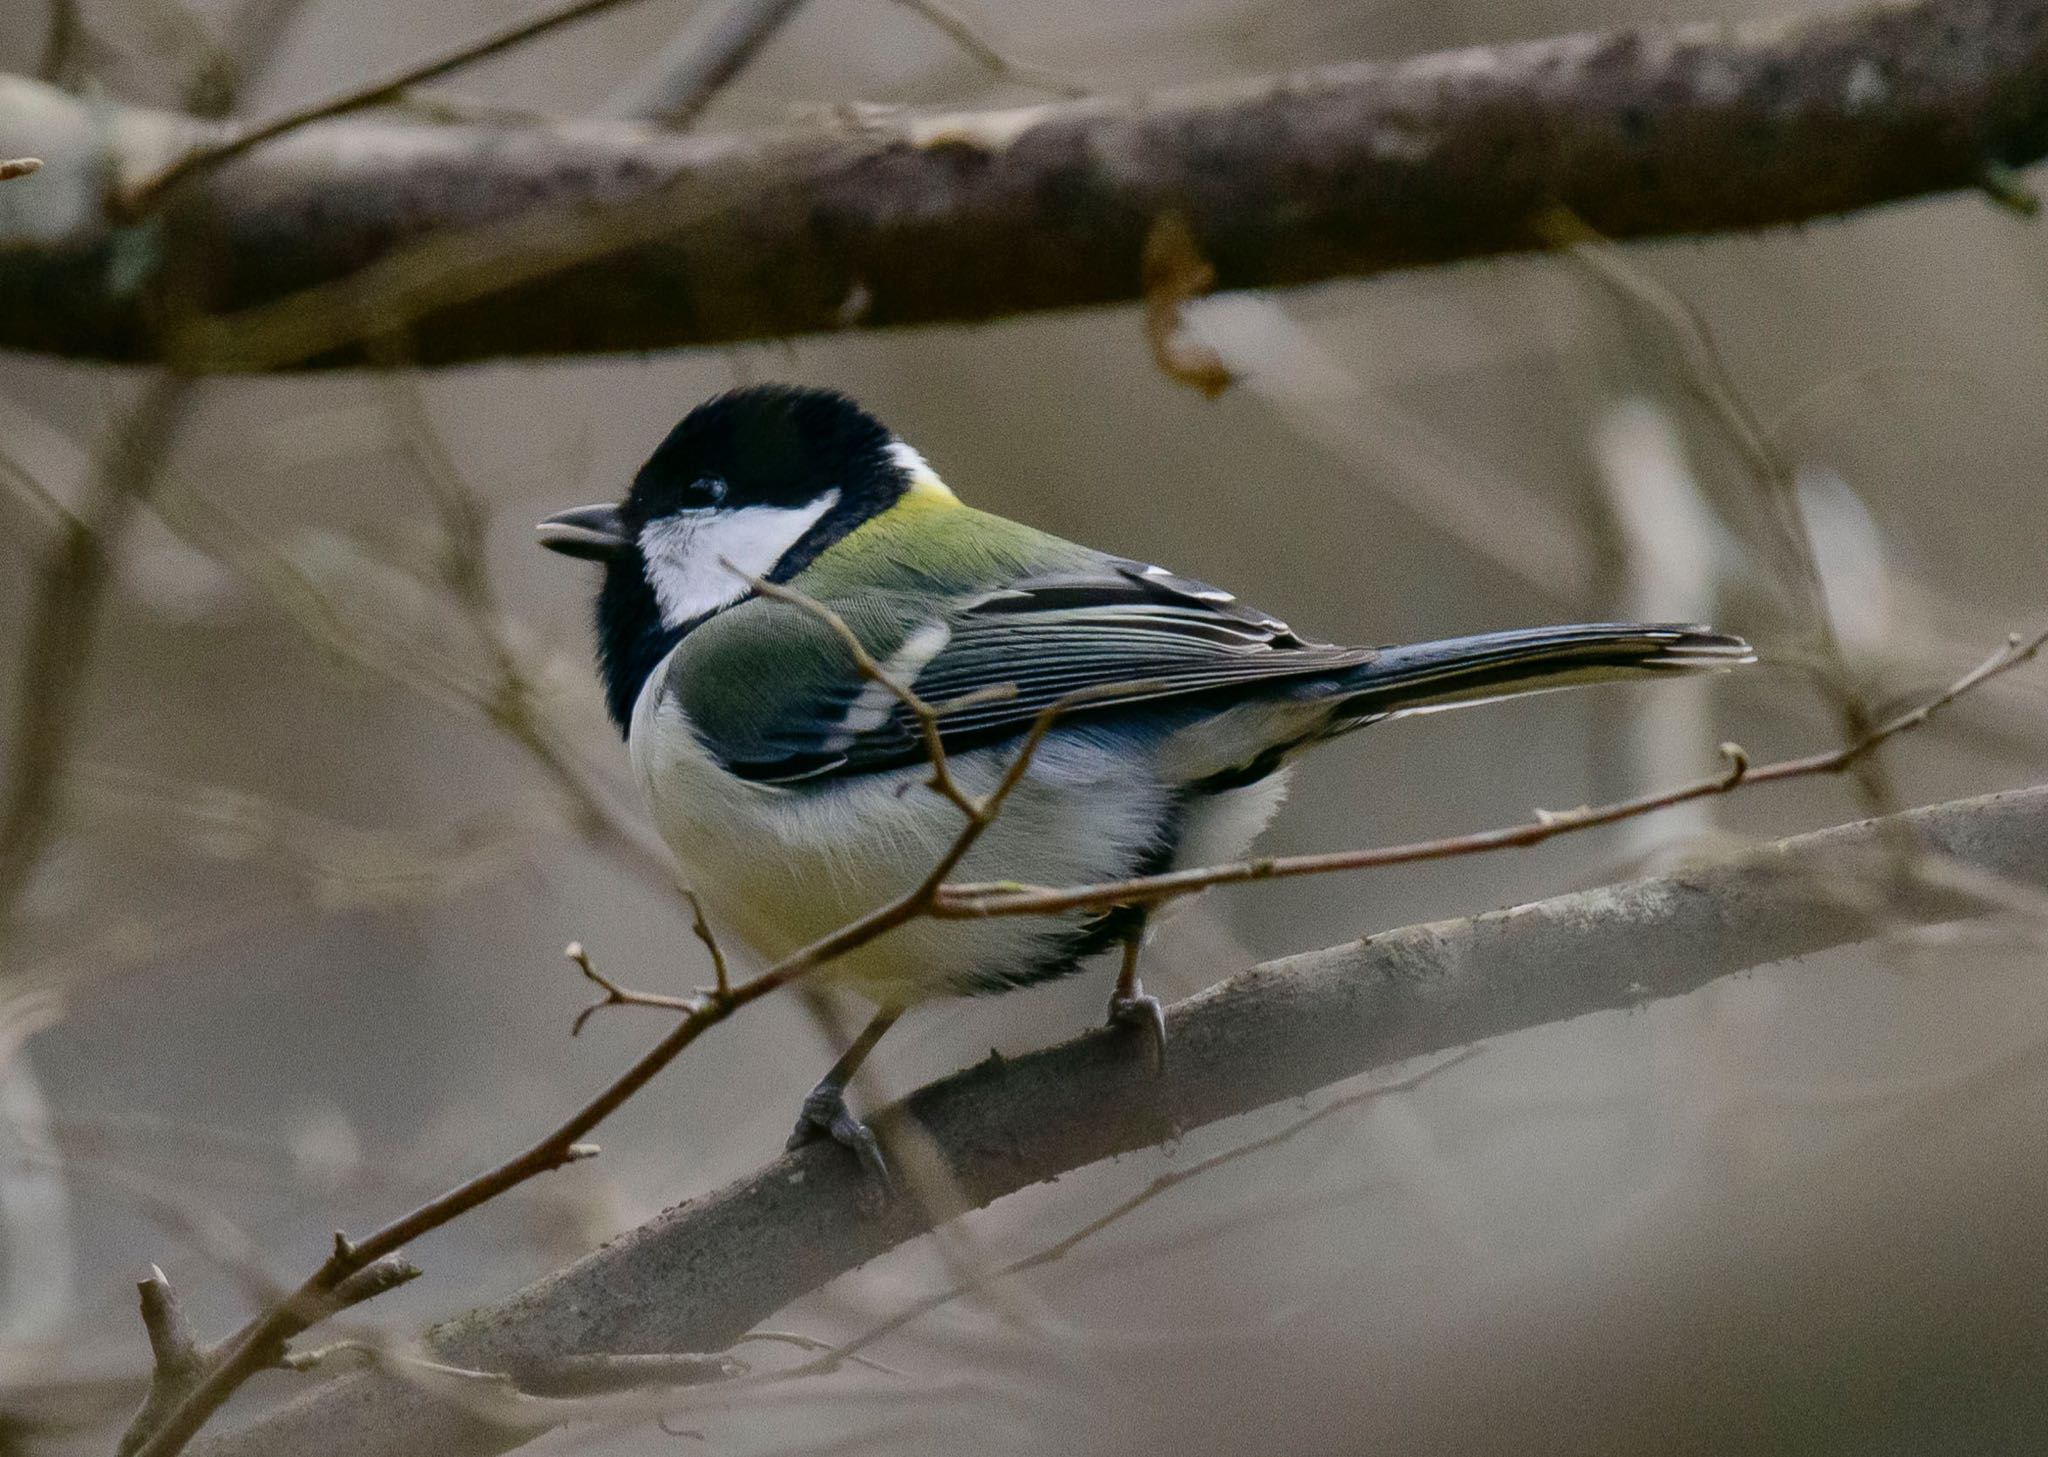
[539,384,1752,1181]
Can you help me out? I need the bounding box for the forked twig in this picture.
[123,579,1121,1457]
[566,942,708,1035]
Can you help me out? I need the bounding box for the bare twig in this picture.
[119,1268,207,1457]
[118,1257,420,1456]
[1546,212,1896,807]
[601,0,809,126]
[122,0,660,212]
[736,1330,901,1377]
[0,379,188,939]
[686,890,733,1001]
[884,0,1089,97]
[936,628,2048,919]
[566,942,706,1035]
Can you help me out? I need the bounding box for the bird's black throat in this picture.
[594,554,682,732]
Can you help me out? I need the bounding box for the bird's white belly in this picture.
[630,680,1291,1006]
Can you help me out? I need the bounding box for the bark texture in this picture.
[0,0,2043,367]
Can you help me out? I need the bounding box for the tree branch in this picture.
[1,0,2044,368]
[190,782,2048,1457]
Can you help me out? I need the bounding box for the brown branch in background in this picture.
[0,158,42,180]
[0,380,188,940]
[936,627,2048,920]
[189,781,2048,1457]
[7,0,2048,367]
[36,0,81,85]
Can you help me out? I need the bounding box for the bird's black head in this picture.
[536,386,915,731]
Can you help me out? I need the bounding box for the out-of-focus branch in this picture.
[2,0,2046,367]
[882,0,1089,97]
[122,0,659,207]
[0,380,188,939]
[191,782,2048,1457]
[597,0,808,126]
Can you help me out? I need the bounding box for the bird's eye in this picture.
[693,477,729,508]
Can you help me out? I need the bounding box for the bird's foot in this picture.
[787,1084,893,1199]
[1107,985,1167,1076]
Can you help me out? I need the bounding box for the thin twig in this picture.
[745,571,986,816]
[885,0,1089,97]
[117,1257,419,1456]
[122,0,660,213]
[735,1329,902,1377]
[566,941,707,1035]
[37,0,81,85]
[0,380,188,940]
[601,0,809,126]
[936,628,2048,919]
[1545,212,1894,804]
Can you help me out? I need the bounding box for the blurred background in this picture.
[3,0,2048,1452]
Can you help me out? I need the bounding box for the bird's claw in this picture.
[788,1085,894,1201]
[1108,989,1167,1076]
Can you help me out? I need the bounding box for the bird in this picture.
[538,383,1752,1184]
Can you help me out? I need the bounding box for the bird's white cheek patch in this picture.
[638,491,840,627]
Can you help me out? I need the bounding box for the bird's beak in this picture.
[536,503,630,561]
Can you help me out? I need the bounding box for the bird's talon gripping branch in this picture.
[1108,989,1168,1075]
[1109,934,1167,1075]
[787,1084,894,1197]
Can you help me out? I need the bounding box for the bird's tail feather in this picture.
[1330,623,1753,728]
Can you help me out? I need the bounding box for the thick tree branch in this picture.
[192,782,2048,1457]
[0,0,2044,367]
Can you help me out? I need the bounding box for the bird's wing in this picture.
[666,557,1376,784]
